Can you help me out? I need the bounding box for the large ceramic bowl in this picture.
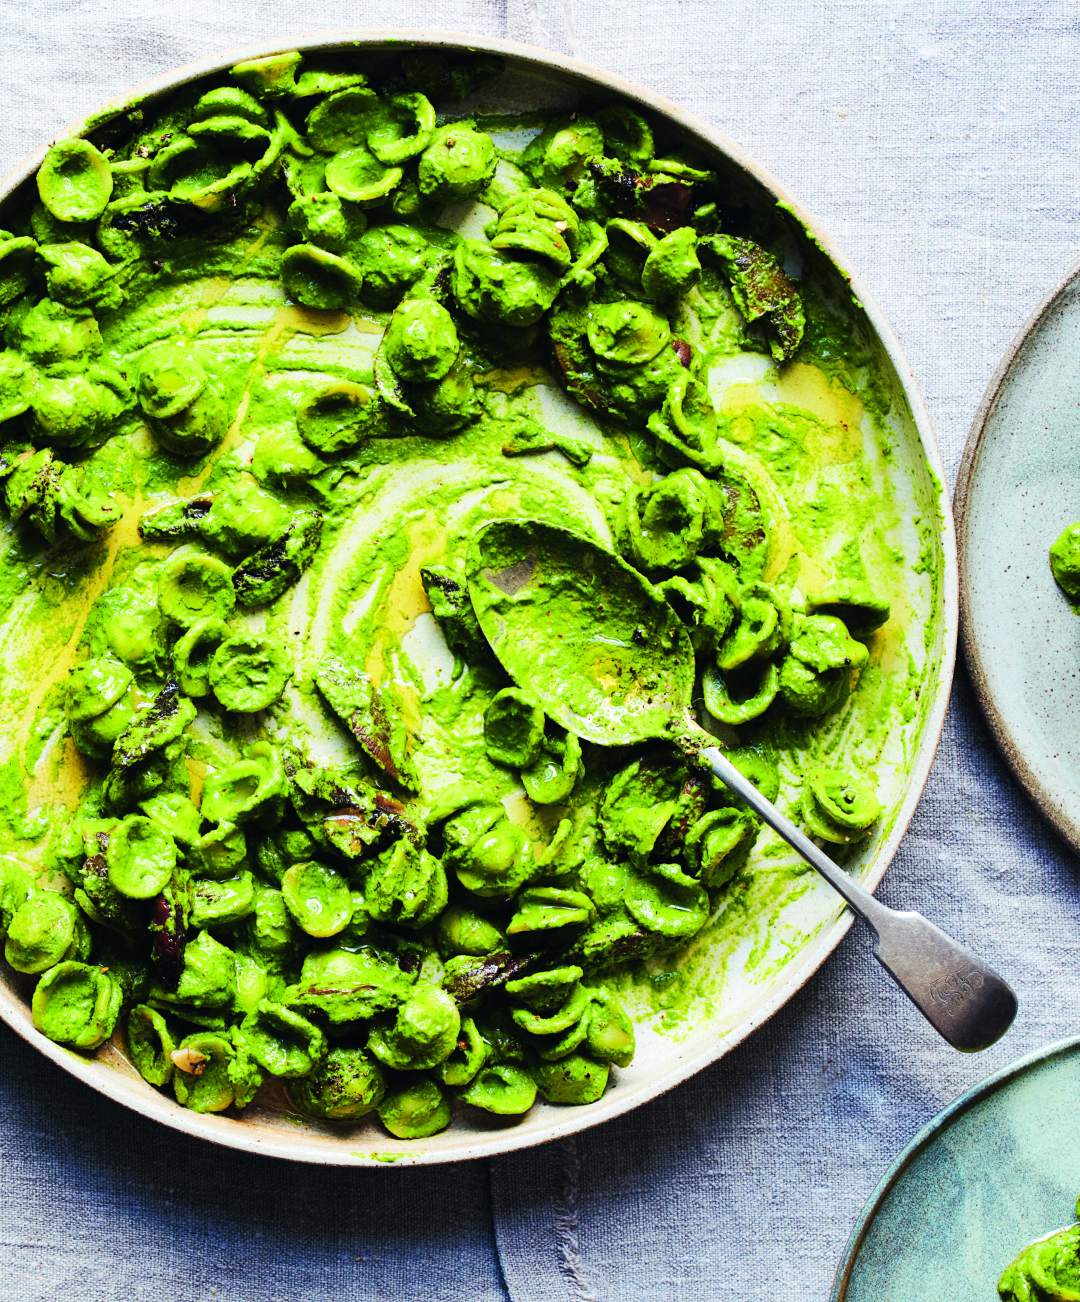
[0,31,957,1164]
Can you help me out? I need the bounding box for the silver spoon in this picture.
[468,520,1017,1052]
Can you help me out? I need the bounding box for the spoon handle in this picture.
[699,745,1018,1052]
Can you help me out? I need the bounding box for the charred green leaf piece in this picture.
[138,494,213,542]
[315,657,418,791]
[443,950,537,1004]
[701,234,805,362]
[111,680,196,770]
[283,751,416,859]
[585,156,696,232]
[420,563,490,661]
[232,509,322,607]
[714,472,768,579]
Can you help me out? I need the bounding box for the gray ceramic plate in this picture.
[0,31,955,1164]
[831,1037,1080,1301]
[956,267,1080,850]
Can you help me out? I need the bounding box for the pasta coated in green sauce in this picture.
[0,45,914,1142]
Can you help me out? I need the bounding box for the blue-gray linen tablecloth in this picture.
[1,1,1078,1297]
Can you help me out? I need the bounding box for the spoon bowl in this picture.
[468,519,693,745]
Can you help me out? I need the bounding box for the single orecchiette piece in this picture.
[685,807,757,887]
[521,728,582,805]
[600,753,683,862]
[506,887,595,940]
[364,839,448,930]
[521,116,605,190]
[37,139,113,222]
[435,905,506,958]
[126,1003,176,1087]
[367,982,461,1071]
[417,124,496,201]
[489,188,580,270]
[367,92,436,164]
[149,930,237,1015]
[436,1016,490,1088]
[353,224,431,306]
[1049,522,1080,604]
[383,296,460,383]
[642,227,701,301]
[297,382,387,454]
[442,800,536,898]
[237,999,327,1078]
[324,145,403,207]
[200,742,285,824]
[281,232,361,307]
[533,1053,610,1106]
[377,1077,452,1139]
[32,960,122,1050]
[189,873,256,930]
[460,1063,537,1115]
[452,238,561,328]
[625,861,710,939]
[483,688,545,769]
[158,547,236,628]
[801,767,881,844]
[38,241,121,310]
[280,860,353,939]
[208,632,291,713]
[716,590,784,671]
[806,581,891,636]
[620,467,717,573]
[702,659,780,726]
[287,947,414,1025]
[288,1046,387,1121]
[5,890,89,974]
[171,1029,263,1112]
[105,814,178,900]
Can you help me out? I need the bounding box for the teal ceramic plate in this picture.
[955,267,1080,850]
[831,1037,1080,1301]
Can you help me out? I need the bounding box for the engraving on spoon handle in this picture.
[874,911,1018,1052]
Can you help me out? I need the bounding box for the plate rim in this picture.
[0,28,959,1166]
[953,260,1080,853]
[829,1034,1080,1300]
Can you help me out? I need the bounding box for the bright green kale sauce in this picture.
[1049,521,1080,613]
[0,47,941,1137]
[999,1196,1080,1300]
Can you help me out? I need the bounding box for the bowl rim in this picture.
[953,259,1080,853]
[0,27,959,1166]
